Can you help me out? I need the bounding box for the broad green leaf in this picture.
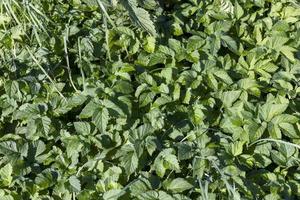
[234,0,244,19]
[221,90,241,108]
[245,122,266,142]
[163,150,180,171]
[144,36,156,53]
[4,80,22,100]
[280,46,296,62]
[120,144,138,175]
[37,116,51,136]
[154,157,166,178]
[0,163,12,187]
[63,135,83,158]
[80,100,98,119]
[35,169,58,190]
[164,178,193,193]
[67,94,87,108]
[74,122,91,136]
[148,53,166,66]
[152,95,172,108]
[172,22,183,36]
[279,123,299,138]
[183,88,191,104]
[268,122,282,139]
[119,0,157,36]
[210,34,221,55]
[69,175,81,192]
[214,70,233,85]
[192,104,205,125]
[103,189,126,200]
[221,35,239,54]
[139,91,156,107]
[193,158,206,179]
[231,141,244,156]
[113,80,134,94]
[259,103,288,122]
[187,36,205,52]
[92,107,109,133]
[272,114,299,124]
[177,142,194,160]
[145,136,157,156]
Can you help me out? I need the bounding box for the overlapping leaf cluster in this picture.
[1,0,300,199]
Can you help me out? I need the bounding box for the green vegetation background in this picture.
[0,0,300,199]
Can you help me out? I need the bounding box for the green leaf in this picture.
[268,123,282,139]
[280,46,296,62]
[234,0,244,19]
[103,189,126,200]
[272,114,299,124]
[163,149,180,171]
[144,36,156,53]
[129,177,151,197]
[139,91,156,107]
[145,136,157,156]
[120,0,157,36]
[154,157,166,178]
[36,116,51,136]
[210,34,221,55]
[173,83,181,101]
[92,107,109,133]
[259,103,288,122]
[230,141,244,156]
[192,104,205,125]
[79,100,98,119]
[0,141,19,158]
[221,90,241,108]
[187,36,205,52]
[113,80,134,94]
[0,163,13,187]
[154,149,180,177]
[183,88,191,104]
[148,53,166,66]
[69,175,81,192]
[4,80,21,100]
[74,122,91,136]
[35,169,58,190]
[193,158,206,179]
[63,135,83,158]
[67,94,87,108]
[177,142,194,160]
[152,95,172,108]
[164,178,193,193]
[120,144,138,175]
[245,122,266,142]
[221,35,239,54]
[214,70,233,85]
[279,123,299,138]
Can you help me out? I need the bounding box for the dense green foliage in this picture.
[1,0,300,199]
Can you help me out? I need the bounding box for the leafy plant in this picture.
[0,0,300,199]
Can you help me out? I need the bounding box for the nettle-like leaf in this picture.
[119,0,157,36]
[69,175,81,192]
[92,107,109,133]
[153,148,180,178]
[119,144,138,175]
